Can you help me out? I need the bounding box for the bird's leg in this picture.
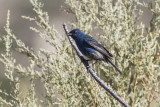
[92,60,98,67]
[85,59,91,63]
[82,59,91,66]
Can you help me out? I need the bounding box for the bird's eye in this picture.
[70,30,78,35]
[73,31,77,34]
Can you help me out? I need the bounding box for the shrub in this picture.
[0,0,159,106]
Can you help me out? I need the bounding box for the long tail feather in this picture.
[107,59,122,74]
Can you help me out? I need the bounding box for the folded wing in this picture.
[84,35,113,60]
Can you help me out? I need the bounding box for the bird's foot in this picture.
[92,60,98,67]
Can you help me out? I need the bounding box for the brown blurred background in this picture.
[0,0,75,102]
[0,0,75,50]
[0,0,75,75]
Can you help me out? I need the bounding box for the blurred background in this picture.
[0,0,155,105]
[0,0,152,50]
[0,0,75,50]
[0,0,76,102]
[0,0,75,75]
[0,0,153,53]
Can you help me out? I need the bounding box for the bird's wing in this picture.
[84,35,113,59]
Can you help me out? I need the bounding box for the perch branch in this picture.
[63,23,130,107]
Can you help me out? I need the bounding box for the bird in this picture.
[68,29,122,74]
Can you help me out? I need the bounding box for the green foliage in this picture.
[0,0,160,106]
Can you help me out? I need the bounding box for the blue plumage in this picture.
[69,29,122,74]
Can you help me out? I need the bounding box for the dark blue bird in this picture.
[68,29,122,74]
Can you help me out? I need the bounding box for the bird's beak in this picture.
[67,33,72,36]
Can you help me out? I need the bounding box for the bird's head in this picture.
[68,29,85,40]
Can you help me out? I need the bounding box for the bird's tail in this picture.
[107,59,122,74]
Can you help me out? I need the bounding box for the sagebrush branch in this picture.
[63,23,130,107]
